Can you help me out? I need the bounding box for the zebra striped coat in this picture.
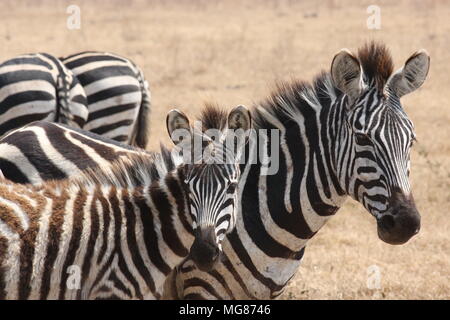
[0,121,146,185]
[0,53,88,137]
[60,51,151,148]
[0,151,196,299]
[164,42,430,299]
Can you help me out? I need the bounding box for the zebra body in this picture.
[0,152,194,299]
[165,43,430,299]
[0,53,88,136]
[60,51,151,148]
[0,106,251,299]
[0,121,145,185]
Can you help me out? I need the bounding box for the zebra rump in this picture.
[60,51,151,148]
[0,53,88,136]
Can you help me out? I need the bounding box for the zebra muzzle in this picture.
[189,227,221,271]
[376,191,421,245]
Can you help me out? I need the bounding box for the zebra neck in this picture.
[226,89,349,293]
[137,172,195,271]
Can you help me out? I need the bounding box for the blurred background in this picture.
[0,0,448,299]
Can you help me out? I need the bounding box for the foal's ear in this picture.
[331,49,365,106]
[227,105,252,131]
[384,50,430,98]
[166,109,191,145]
[224,105,252,159]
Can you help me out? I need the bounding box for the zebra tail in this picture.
[129,65,151,149]
[54,58,88,128]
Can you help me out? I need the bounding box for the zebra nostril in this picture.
[380,215,395,230]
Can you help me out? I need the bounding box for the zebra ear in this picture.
[224,105,252,160]
[227,105,252,131]
[331,49,365,106]
[384,50,430,98]
[166,109,191,146]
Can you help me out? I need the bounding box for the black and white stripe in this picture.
[61,51,151,148]
[0,121,145,185]
[164,42,429,299]
[0,150,191,299]
[0,53,88,137]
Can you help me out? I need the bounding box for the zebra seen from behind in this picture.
[60,51,151,148]
[0,106,251,299]
[163,42,430,299]
[0,53,88,137]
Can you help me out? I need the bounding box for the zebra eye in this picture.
[355,133,371,145]
[227,182,237,193]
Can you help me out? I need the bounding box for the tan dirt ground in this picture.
[0,0,448,299]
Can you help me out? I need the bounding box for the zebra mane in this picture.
[70,145,175,189]
[198,102,228,131]
[196,42,395,131]
[357,41,394,91]
[253,42,394,128]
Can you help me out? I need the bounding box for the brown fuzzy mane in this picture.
[198,102,228,131]
[357,42,394,91]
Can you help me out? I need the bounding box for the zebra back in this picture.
[0,121,147,185]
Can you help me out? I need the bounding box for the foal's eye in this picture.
[355,133,371,145]
[227,182,237,193]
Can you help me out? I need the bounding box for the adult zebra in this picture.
[60,51,151,148]
[163,42,430,299]
[0,53,88,137]
[0,121,146,185]
[0,106,251,299]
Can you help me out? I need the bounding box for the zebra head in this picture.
[331,44,430,245]
[166,105,252,271]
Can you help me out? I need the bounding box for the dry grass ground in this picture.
[0,0,448,299]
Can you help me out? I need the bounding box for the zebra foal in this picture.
[0,106,251,299]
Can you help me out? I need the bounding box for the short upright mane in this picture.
[252,72,337,129]
[253,41,394,127]
[357,42,394,91]
[72,146,175,189]
[196,42,395,131]
[199,102,227,131]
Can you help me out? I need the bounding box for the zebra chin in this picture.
[188,227,221,272]
[376,190,421,245]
